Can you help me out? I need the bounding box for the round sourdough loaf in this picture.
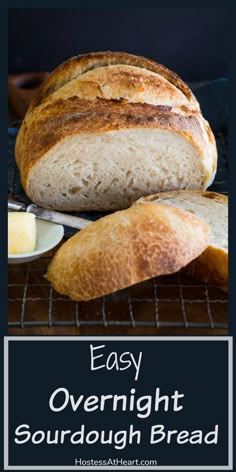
[47,203,210,301]
[15,51,217,211]
[135,191,228,291]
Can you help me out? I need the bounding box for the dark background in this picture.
[8,7,228,81]
[8,339,229,467]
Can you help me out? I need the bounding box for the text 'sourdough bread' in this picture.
[15,51,217,211]
[135,191,228,291]
[47,203,210,301]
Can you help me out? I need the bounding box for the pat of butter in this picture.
[8,212,37,254]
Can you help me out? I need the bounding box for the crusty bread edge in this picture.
[183,245,228,292]
[29,51,198,111]
[135,189,228,205]
[135,190,228,291]
[47,202,211,301]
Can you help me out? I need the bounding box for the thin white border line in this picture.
[5,336,230,341]
[4,336,232,471]
[4,338,9,470]
[228,338,233,469]
[3,466,233,470]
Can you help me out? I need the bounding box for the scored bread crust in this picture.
[15,98,217,193]
[47,202,210,301]
[135,191,228,291]
[15,51,217,211]
[28,51,199,110]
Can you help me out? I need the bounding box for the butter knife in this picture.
[8,200,92,230]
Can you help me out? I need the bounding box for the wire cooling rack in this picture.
[8,256,227,329]
[8,132,228,331]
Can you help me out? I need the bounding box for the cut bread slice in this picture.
[15,98,217,211]
[47,202,210,301]
[135,191,228,291]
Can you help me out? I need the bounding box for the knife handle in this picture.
[8,200,26,211]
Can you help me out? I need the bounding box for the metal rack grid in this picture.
[8,132,228,330]
[8,257,227,329]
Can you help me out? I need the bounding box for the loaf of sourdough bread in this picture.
[47,202,210,301]
[135,191,228,291]
[15,51,217,211]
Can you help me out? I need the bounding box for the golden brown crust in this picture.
[15,97,213,191]
[29,51,198,110]
[47,202,210,301]
[28,65,198,117]
[15,52,217,211]
[184,246,228,292]
[135,191,228,291]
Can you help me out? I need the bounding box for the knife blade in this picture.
[8,200,92,230]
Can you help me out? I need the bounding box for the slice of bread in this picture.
[135,191,228,291]
[47,202,210,301]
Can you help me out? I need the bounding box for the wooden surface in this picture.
[8,74,228,336]
[8,327,228,336]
